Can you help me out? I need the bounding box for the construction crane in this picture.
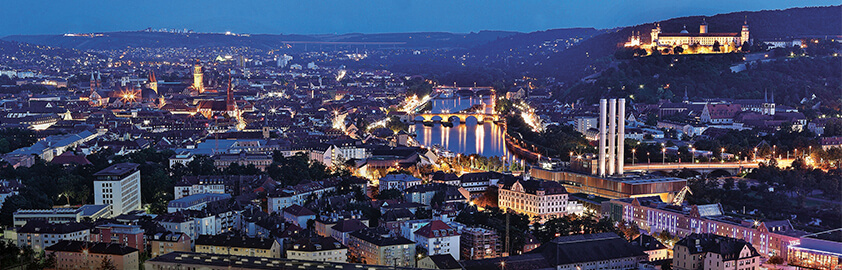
[672,186,693,206]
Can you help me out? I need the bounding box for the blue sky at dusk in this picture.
[1,0,837,36]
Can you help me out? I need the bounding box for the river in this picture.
[412,95,518,161]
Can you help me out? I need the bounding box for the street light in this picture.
[632,149,636,165]
[662,148,666,164]
[754,147,758,160]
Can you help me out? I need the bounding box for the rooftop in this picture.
[45,240,138,255]
[18,220,90,234]
[146,252,426,270]
[349,227,414,247]
[196,233,277,250]
[93,162,139,177]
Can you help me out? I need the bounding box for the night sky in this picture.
[1,0,837,36]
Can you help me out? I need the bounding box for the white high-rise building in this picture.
[574,116,598,134]
[276,54,293,68]
[94,163,141,216]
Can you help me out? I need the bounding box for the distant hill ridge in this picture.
[2,30,520,50]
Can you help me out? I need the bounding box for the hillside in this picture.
[1,30,519,51]
[532,5,842,85]
[560,54,841,114]
[0,40,102,68]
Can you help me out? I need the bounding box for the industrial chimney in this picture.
[598,99,607,177]
[598,98,626,177]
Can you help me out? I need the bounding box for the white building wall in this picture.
[94,170,141,216]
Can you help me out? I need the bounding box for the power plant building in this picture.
[530,98,686,200]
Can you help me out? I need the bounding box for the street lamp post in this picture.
[662,148,666,164]
[632,149,636,165]
[691,147,696,163]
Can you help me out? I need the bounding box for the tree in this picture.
[618,222,641,240]
[385,116,408,132]
[495,98,513,114]
[722,178,735,190]
[645,113,658,126]
[376,189,403,200]
[673,46,684,54]
[767,255,784,268]
[712,41,722,52]
[737,180,750,192]
[824,118,842,136]
[98,257,117,270]
[661,260,673,270]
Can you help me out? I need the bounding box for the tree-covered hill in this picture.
[560,54,841,115]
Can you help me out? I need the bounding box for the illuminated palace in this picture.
[627,18,750,53]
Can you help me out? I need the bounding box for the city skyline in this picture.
[0,0,838,36]
[0,2,839,270]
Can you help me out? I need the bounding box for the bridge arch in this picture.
[463,115,479,124]
[708,169,732,178]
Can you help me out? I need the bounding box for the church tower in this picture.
[226,73,237,115]
[699,18,708,34]
[741,18,750,45]
[193,60,204,93]
[650,23,661,44]
[148,70,158,94]
[95,71,102,89]
[90,72,96,91]
[762,89,775,115]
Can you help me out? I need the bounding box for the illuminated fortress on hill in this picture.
[626,18,749,54]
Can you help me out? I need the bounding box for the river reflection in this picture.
[413,120,516,161]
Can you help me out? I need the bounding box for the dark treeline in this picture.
[561,53,841,115]
[506,114,593,161]
[0,148,348,226]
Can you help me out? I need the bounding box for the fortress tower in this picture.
[650,23,661,44]
[741,18,750,45]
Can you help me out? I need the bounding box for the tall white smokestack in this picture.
[598,99,607,177]
[608,99,617,175]
[617,99,626,175]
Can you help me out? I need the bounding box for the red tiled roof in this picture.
[50,152,92,166]
[414,220,459,238]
